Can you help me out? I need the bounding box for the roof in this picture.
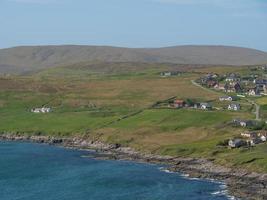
[200,102,211,107]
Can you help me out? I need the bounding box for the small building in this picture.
[228,103,241,111]
[260,135,267,142]
[219,96,236,101]
[228,139,246,148]
[200,103,212,110]
[247,138,262,146]
[248,88,261,96]
[233,82,243,93]
[257,131,267,142]
[31,107,51,113]
[160,71,181,77]
[233,119,254,127]
[193,103,200,109]
[206,80,217,88]
[214,83,225,90]
[173,100,185,108]
[241,131,257,138]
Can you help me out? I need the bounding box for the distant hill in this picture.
[0,45,267,74]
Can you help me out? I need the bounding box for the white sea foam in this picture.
[158,167,174,174]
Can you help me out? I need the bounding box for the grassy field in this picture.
[0,65,266,172]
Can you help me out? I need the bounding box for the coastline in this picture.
[0,134,266,200]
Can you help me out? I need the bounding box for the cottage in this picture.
[233,82,242,93]
[233,119,254,127]
[160,71,171,77]
[228,103,240,111]
[260,135,267,142]
[219,96,235,101]
[200,103,212,110]
[257,131,267,142]
[31,107,51,113]
[173,100,185,108]
[248,88,260,96]
[206,73,219,79]
[160,71,181,77]
[206,80,217,88]
[241,131,257,138]
[254,78,267,85]
[228,139,246,148]
[214,83,225,90]
[247,138,262,146]
[224,83,235,93]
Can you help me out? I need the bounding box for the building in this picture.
[228,139,246,148]
[228,103,240,111]
[214,83,225,90]
[247,138,262,146]
[248,87,261,96]
[241,131,257,138]
[160,71,181,77]
[31,107,51,113]
[200,103,212,110]
[257,131,267,142]
[173,100,185,108]
[219,96,236,101]
[233,119,254,127]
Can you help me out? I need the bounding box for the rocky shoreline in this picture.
[0,134,266,200]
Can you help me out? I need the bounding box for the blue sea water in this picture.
[0,142,233,200]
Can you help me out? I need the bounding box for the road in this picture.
[191,80,261,120]
[246,99,261,121]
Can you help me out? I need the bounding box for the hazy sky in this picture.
[0,0,267,51]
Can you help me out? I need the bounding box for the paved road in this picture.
[191,80,261,120]
[247,99,261,121]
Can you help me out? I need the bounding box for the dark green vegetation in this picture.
[0,63,266,173]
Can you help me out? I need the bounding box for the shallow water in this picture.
[0,142,233,200]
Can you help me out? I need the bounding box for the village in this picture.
[157,66,267,149]
[197,65,267,97]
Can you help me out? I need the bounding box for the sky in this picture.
[0,0,267,51]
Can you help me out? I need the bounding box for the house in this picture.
[254,78,267,85]
[214,83,225,90]
[193,103,200,109]
[206,73,219,79]
[225,73,240,82]
[260,135,267,142]
[233,82,242,93]
[233,119,254,127]
[160,71,181,77]
[200,103,212,110]
[228,103,240,111]
[247,138,262,146]
[248,88,261,96]
[160,71,171,77]
[31,107,51,113]
[241,131,257,138]
[257,131,267,142]
[173,100,185,108]
[206,80,217,88]
[219,96,236,101]
[224,83,235,93]
[228,139,246,148]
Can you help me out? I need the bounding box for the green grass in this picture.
[0,66,266,173]
[112,109,234,131]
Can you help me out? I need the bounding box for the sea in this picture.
[0,141,236,200]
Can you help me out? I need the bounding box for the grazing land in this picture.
[0,63,266,173]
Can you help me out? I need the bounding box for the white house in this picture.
[219,96,235,101]
[260,135,266,142]
[31,107,51,113]
[228,103,240,111]
[200,103,212,110]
